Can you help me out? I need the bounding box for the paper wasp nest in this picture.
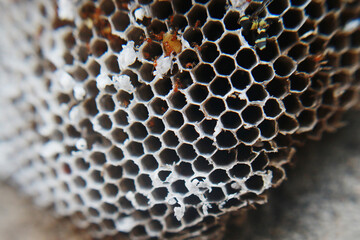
[0,0,359,239]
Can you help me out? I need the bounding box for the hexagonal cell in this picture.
[236,48,257,69]
[204,97,226,116]
[340,51,358,67]
[189,84,209,103]
[251,64,273,83]
[245,175,264,191]
[150,0,173,19]
[179,49,199,69]
[132,104,149,121]
[165,110,184,128]
[215,131,237,148]
[255,39,280,62]
[118,197,134,211]
[300,89,318,107]
[214,56,235,75]
[298,109,316,129]
[154,77,172,96]
[241,105,264,125]
[150,204,167,217]
[230,70,251,90]
[219,34,241,55]
[263,98,282,118]
[151,187,168,201]
[297,57,317,74]
[75,158,90,171]
[140,155,158,172]
[203,21,224,41]
[199,42,220,63]
[105,165,123,179]
[103,183,119,197]
[277,31,299,51]
[183,207,201,224]
[194,64,216,84]
[183,28,203,47]
[210,77,231,96]
[177,143,197,160]
[123,160,140,176]
[88,189,102,201]
[180,124,200,142]
[74,176,86,188]
[135,193,150,207]
[162,130,179,147]
[226,95,247,111]
[139,63,155,83]
[187,5,207,27]
[195,137,216,154]
[99,0,115,15]
[126,141,144,157]
[127,27,146,47]
[111,11,130,32]
[282,9,304,30]
[246,84,268,102]
[105,55,120,73]
[268,0,289,15]
[137,174,153,189]
[90,152,106,166]
[283,95,302,114]
[171,180,189,194]
[220,111,242,129]
[159,148,180,165]
[318,13,337,36]
[288,43,308,61]
[116,90,133,108]
[169,91,187,109]
[278,114,299,133]
[258,119,277,139]
[99,94,115,112]
[224,10,241,30]
[172,0,192,14]
[173,71,193,90]
[147,117,165,134]
[273,56,296,77]
[90,170,104,183]
[142,42,163,61]
[136,83,154,102]
[266,77,288,98]
[236,127,260,144]
[97,114,112,130]
[175,162,194,177]
[148,19,168,35]
[148,219,163,232]
[78,24,92,43]
[171,14,188,31]
[109,146,124,161]
[114,110,129,126]
[205,187,225,201]
[91,39,108,57]
[150,98,168,116]
[165,214,182,230]
[230,164,251,179]
[200,119,217,135]
[194,156,214,172]
[144,136,161,152]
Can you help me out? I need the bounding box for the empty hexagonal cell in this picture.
[220,111,242,129]
[148,19,168,35]
[90,152,106,166]
[194,64,216,84]
[251,64,274,83]
[99,94,115,112]
[151,0,173,19]
[236,127,260,144]
[288,43,309,61]
[171,180,189,194]
[340,51,358,67]
[126,141,144,157]
[230,70,251,90]
[236,48,257,69]
[135,193,150,207]
[111,128,129,143]
[131,103,149,121]
[109,146,124,161]
[159,148,180,165]
[90,170,104,183]
[173,71,193,90]
[116,90,133,108]
[258,119,277,139]
[172,0,192,14]
[187,5,207,27]
[208,0,227,19]
[283,95,302,114]
[103,183,119,197]
[91,40,108,57]
[111,11,130,31]
[214,56,235,75]
[189,84,209,103]
[297,57,317,74]
[277,31,299,51]
[165,214,182,230]
[142,42,163,61]
[241,105,263,125]
[165,110,184,128]
[246,84,268,102]
[151,187,168,201]
[136,83,154,102]
[194,156,214,172]
[224,10,241,30]
[75,158,90,171]
[88,189,102,201]
[127,27,146,47]
[230,163,251,179]
[171,14,188,31]
[226,95,247,111]
[255,39,280,62]
[300,89,318,107]
[123,160,139,175]
[144,136,161,152]
[175,162,195,177]
[150,204,167,217]
[282,9,304,30]
[147,117,165,134]
[74,176,86,188]
[200,42,219,63]
[210,77,231,96]
[180,124,200,142]
[289,73,310,92]
[169,91,187,109]
[177,143,197,160]
[114,110,129,126]
[204,97,226,116]
[136,174,153,189]
[219,34,241,55]
[179,49,199,69]
[195,137,216,155]
[298,109,316,129]
[140,155,158,171]
[150,98,168,116]
[118,197,134,211]
[245,175,264,191]
[183,28,203,47]
[203,21,224,41]
[263,98,282,118]
[162,130,179,147]
[105,55,120,73]
[154,77,172,96]
[205,187,225,201]
[216,130,237,148]
[139,63,155,83]
[105,165,123,179]
[97,114,112,130]
[274,56,296,77]
[212,149,236,166]
[267,0,289,15]
[278,114,299,133]
[318,13,337,36]
[266,77,288,98]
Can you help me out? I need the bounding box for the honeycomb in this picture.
[0,0,360,239]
